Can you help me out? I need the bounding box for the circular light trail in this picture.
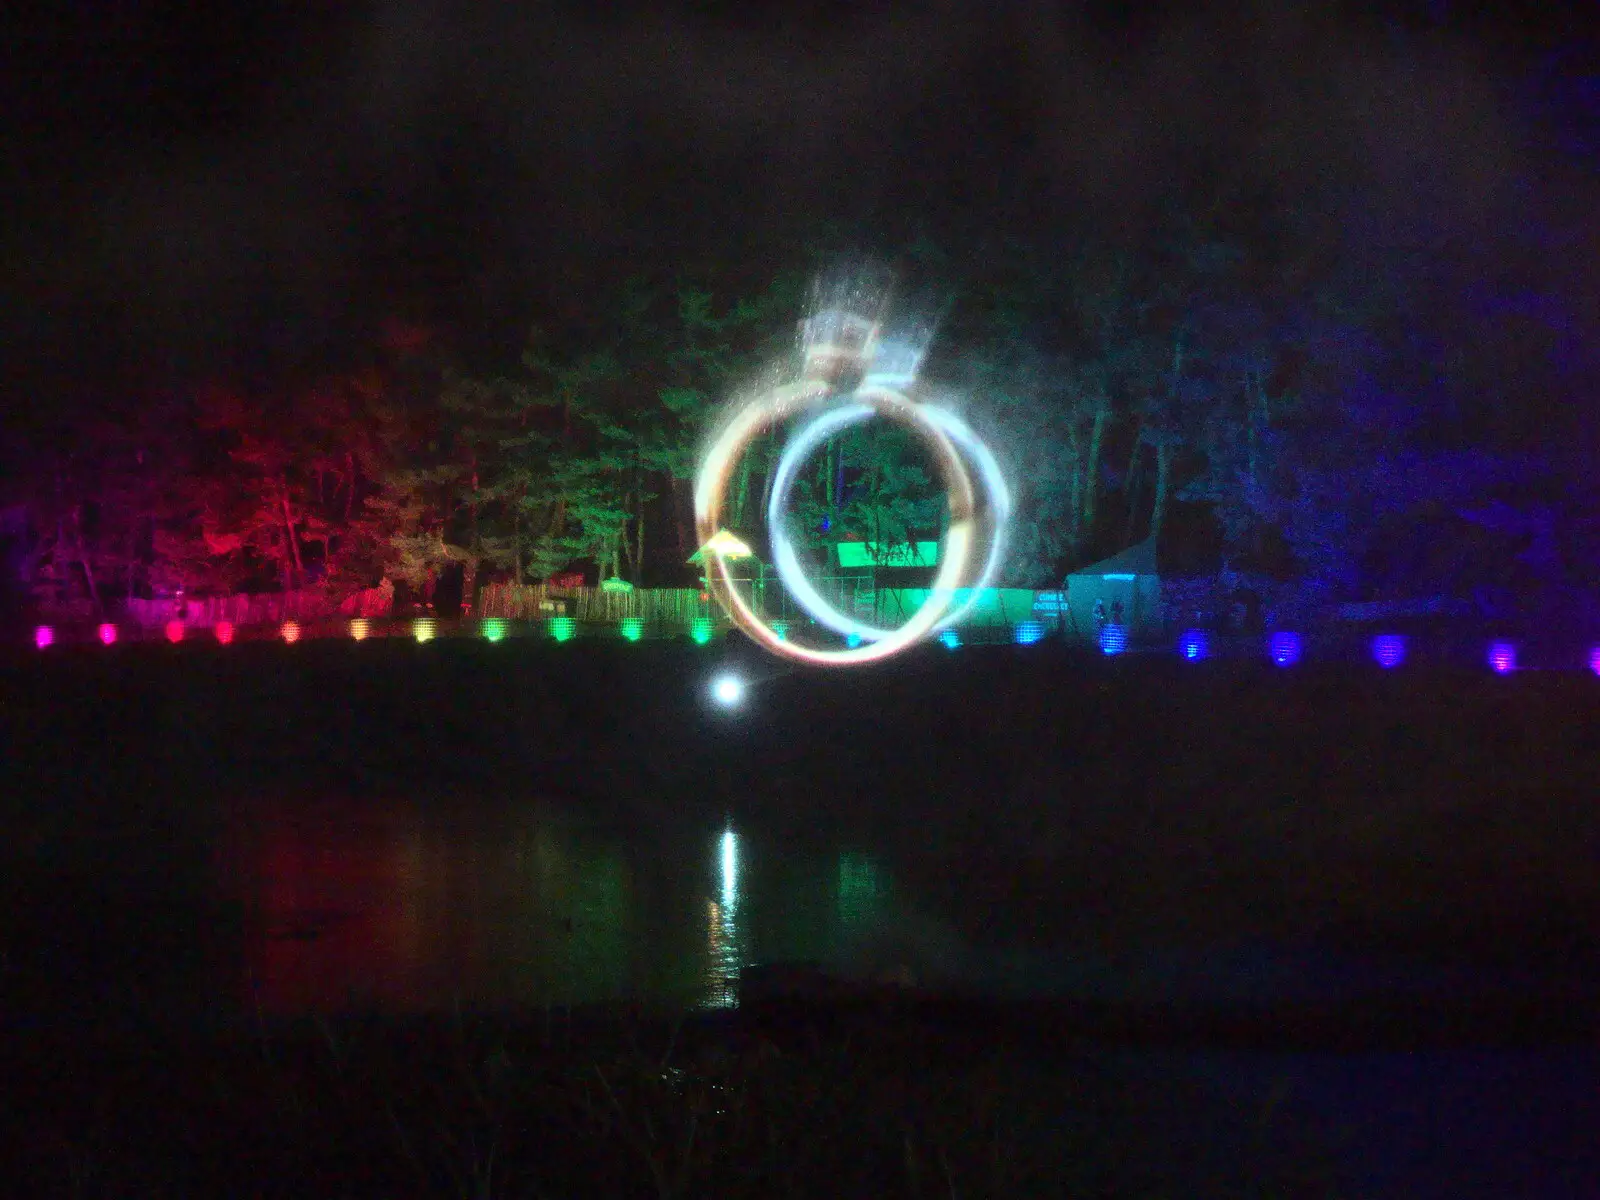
[693,320,1009,667]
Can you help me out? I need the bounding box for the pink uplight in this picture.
[34,625,53,649]
[98,623,117,646]
[165,620,185,644]
[1488,641,1516,674]
[214,621,235,645]
[280,621,301,644]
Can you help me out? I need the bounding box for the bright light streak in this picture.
[281,621,301,644]
[720,828,738,910]
[349,618,370,641]
[1372,634,1407,668]
[165,620,185,645]
[34,625,53,649]
[1488,641,1516,674]
[710,673,745,706]
[214,621,234,645]
[98,623,117,646]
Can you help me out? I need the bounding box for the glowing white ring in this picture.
[697,382,985,665]
[767,402,1010,641]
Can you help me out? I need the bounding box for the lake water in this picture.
[222,796,918,1015]
[7,791,1600,1196]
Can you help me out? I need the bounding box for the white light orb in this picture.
[711,673,745,706]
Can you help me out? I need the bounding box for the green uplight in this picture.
[481,618,507,642]
[690,617,714,645]
[620,617,644,642]
[771,621,788,641]
[549,616,576,642]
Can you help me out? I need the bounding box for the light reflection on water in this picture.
[229,802,895,1016]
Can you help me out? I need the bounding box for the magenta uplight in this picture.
[34,625,53,650]
[98,623,117,646]
[1589,646,1600,676]
[214,621,235,645]
[165,620,185,644]
[1371,634,1407,668]
[1488,641,1516,674]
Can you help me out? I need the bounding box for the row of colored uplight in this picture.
[1167,628,1597,675]
[32,619,1600,674]
[32,615,726,649]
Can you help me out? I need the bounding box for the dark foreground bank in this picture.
[0,983,1351,1200]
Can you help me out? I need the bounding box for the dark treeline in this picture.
[2,201,1596,629]
[2,11,1596,630]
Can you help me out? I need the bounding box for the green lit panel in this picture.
[835,541,941,568]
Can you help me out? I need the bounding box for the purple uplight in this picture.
[98,623,117,647]
[1268,631,1301,667]
[1589,646,1600,676]
[34,625,54,650]
[1371,634,1406,668]
[1488,641,1516,674]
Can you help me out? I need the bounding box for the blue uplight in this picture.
[1178,629,1208,661]
[1014,620,1044,645]
[1488,641,1516,674]
[1372,634,1407,668]
[1099,624,1127,656]
[1268,632,1301,667]
[940,628,961,650]
[845,632,862,648]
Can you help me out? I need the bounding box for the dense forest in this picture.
[2,11,1596,631]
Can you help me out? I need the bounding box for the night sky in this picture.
[2,1,1595,413]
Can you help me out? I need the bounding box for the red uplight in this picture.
[215,621,235,645]
[165,620,185,644]
[281,621,302,644]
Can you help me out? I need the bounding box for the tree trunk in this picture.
[1149,439,1173,546]
[1084,402,1109,542]
[280,476,303,586]
[1066,431,1084,559]
[634,499,645,583]
[1122,419,1145,545]
[74,507,101,614]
